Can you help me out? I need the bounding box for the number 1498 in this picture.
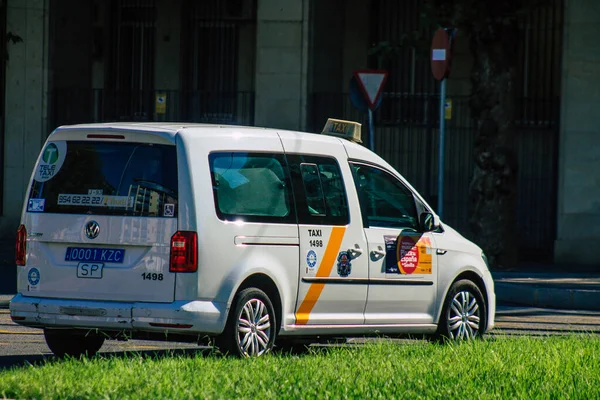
[141,273,164,281]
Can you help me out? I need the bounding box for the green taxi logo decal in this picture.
[34,141,67,182]
[42,143,59,164]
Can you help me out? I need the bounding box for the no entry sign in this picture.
[431,28,454,81]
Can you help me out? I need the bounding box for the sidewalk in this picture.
[493,268,600,311]
[0,295,12,308]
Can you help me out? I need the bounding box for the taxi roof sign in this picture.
[321,118,362,143]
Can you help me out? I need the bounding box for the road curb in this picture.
[0,295,12,309]
[495,282,600,311]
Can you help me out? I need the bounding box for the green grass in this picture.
[1,335,599,399]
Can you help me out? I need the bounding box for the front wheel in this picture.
[436,279,487,341]
[44,329,105,358]
[216,288,277,357]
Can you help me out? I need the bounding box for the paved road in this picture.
[492,306,600,336]
[1,305,599,368]
[0,308,206,368]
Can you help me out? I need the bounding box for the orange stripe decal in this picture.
[295,226,346,325]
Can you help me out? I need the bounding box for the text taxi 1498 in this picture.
[10,118,495,357]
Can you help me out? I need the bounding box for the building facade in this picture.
[1,0,599,265]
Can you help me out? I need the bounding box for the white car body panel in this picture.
[19,214,176,303]
[362,227,439,325]
[278,132,369,326]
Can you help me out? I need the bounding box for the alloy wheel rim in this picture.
[236,298,271,357]
[447,290,480,339]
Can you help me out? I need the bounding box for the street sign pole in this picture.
[352,70,388,151]
[368,108,375,151]
[430,27,455,219]
[438,78,447,218]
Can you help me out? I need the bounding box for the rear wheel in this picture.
[436,279,487,341]
[216,288,276,357]
[44,329,105,358]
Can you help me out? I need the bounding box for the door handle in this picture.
[370,246,386,260]
[347,247,363,259]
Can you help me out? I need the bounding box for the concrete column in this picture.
[555,0,600,265]
[1,0,50,236]
[254,0,309,131]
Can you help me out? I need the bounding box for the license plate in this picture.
[65,247,125,263]
[77,262,104,279]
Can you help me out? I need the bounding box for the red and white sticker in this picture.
[397,235,433,275]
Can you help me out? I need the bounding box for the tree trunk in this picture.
[467,12,521,269]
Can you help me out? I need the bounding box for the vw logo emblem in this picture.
[85,221,100,239]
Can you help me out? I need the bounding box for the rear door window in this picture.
[27,141,178,217]
[209,152,295,224]
[288,155,350,226]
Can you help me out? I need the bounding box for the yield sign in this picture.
[353,69,388,110]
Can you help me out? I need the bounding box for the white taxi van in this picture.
[10,119,495,357]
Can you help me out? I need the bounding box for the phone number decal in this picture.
[58,194,134,208]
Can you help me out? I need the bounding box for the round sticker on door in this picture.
[397,236,419,274]
[28,267,40,286]
[306,250,318,269]
[34,141,67,182]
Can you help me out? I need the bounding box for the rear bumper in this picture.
[9,294,228,335]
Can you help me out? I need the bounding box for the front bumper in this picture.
[9,294,228,335]
[482,269,496,332]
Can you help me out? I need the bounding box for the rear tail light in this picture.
[16,225,26,266]
[170,231,198,273]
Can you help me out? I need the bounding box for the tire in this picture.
[44,329,105,358]
[435,279,487,341]
[216,288,277,357]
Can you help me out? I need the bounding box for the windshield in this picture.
[27,141,178,217]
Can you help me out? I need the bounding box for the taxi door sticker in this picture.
[296,226,346,325]
[384,234,432,275]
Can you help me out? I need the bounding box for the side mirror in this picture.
[419,212,437,232]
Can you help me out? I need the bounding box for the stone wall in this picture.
[1,0,49,237]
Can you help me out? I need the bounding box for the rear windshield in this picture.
[27,141,178,217]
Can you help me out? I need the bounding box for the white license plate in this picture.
[76,262,104,279]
